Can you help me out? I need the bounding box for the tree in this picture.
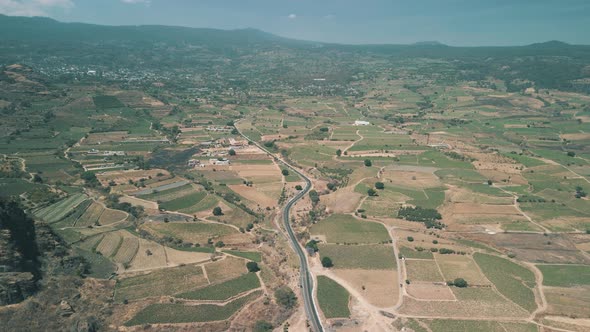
[364,159,372,167]
[246,261,260,272]
[407,236,414,242]
[295,185,303,190]
[305,240,319,252]
[281,169,289,176]
[253,321,273,332]
[336,149,342,157]
[246,223,254,231]
[449,278,468,288]
[212,206,223,216]
[567,151,576,157]
[375,182,385,190]
[275,286,297,309]
[487,179,493,185]
[32,174,43,183]
[321,256,333,268]
[367,188,377,196]
[215,241,225,248]
[228,149,236,156]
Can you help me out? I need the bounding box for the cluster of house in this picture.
[206,125,234,132]
[187,158,230,167]
[87,149,125,156]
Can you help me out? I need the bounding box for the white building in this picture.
[354,120,370,126]
[209,158,230,166]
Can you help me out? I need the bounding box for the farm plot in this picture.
[159,191,207,212]
[140,222,243,246]
[405,259,445,283]
[381,169,442,189]
[544,286,590,318]
[112,237,140,265]
[310,214,390,244]
[399,246,434,259]
[222,250,262,262]
[424,319,537,332]
[98,207,127,225]
[33,193,87,223]
[115,264,209,302]
[177,272,260,301]
[406,284,455,301]
[76,201,104,226]
[332,269,398,307]
[95,231,124,257]
[128,238,167,270]
[400,286,529,318]
[537,264,590,287]
[473,253,537,312]
[318,244,396,270]
[228,184,277,208]
[435,254,491,285]
[205,257,248,283]
[317,276,351,319]
[125,290,262,325]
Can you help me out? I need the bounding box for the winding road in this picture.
[235,122,324,332]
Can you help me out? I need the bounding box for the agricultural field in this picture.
[316,276,351,319]
[310,214,391,244]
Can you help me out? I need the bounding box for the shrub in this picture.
[407,236,414,242]
[281,169,290,176]
[212,206,223,216]
[253,321,273,332]
[367,188,378,196]
[246,261,260,273]
[375,182,385,190]
[228,149,236,156]
[295,185,303,190]
[364,159,372,167]
[275,286,297,309]
[321,257,334,268]
[336,149,342,157]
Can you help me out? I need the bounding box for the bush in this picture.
[275,286,297,309]
[375,182,385,190]
[364,159,372,167]
[295,185,303,190]
[212,206,223,216]
[281,169,290,176]
[336,149,342,157]
[321,256,333,268]
[228,149,236,156]
[367,188,377,196]
[253,321,273,332]
[305,240,319,252]
[308,190,320,204]
[246,261,260,272]
[407,236,414,242]
[448,278,468,288]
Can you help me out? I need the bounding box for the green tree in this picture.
[321,256,333,268]
[295,185,303,190]
[336,149,342,157]
[367,188,377,196]
[375,182,385,189]
[364,159,372,167]
[212,206,223,216]
[275,286,297,309]
[282,169,290,176]
[228,149,236,156]
[246,261,260,272]
[450,278,468,288]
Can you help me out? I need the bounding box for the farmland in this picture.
[2,17,590,331]
[316,276,351,319]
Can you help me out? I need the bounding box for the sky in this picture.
[1,0,589,46]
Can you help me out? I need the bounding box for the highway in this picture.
[236,124,324,332]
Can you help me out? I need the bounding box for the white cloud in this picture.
[288,13,296,19]
[0,0,73,16]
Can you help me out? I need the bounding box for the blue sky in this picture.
[2,0,590,45]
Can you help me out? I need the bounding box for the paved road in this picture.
[236,124,324,332]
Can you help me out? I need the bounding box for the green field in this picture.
[177,272,260,301]
[125,290,262,325]
[318,244,396,269]
[426,319,537,332]
[310,214,390,244]
[142,221,237,244]
[33,193,87,223]
[537,265,590,287]
[400,246,434,259]
[473,253,537,312]
[159,191,207,211]
[115,264,209,302]
[93,95,125,109]
[317,276,351,318]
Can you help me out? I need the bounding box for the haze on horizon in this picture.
[1,0,589,46]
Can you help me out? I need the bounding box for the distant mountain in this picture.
[0,14,305,47]
[412,41,447,46]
